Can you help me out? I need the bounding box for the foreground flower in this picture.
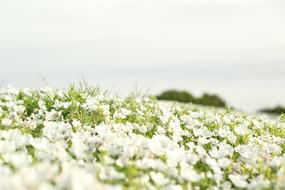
[229,174,248,188]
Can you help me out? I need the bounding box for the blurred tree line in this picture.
[156,90,227,108]
[259,106,285,115]
[156,90,285,115]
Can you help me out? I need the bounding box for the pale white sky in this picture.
[0,0,285,111]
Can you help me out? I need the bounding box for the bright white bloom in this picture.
[120,108,132,116]
[248,176,270,190]
[70,133,88,159]
[252,119,262,129]
[83,96,98,111]
[166,148,185,167]
[99,166,125,181]
[193,127,213,138]
[264,143,281,155]
[43,121,71,141]
[0,140,17,154]
[163,184,182,190]
[209,143,233,159]
[150,171,169,186]
[1,118,12,127]
[149,135,173,156]
[198,137,210,145]
[234,123,249,136]
[227,133,237,144]
[195,146,208,157]
[270,157,284,168]
[229,174,248,188]
[45,110,58,121]
[101,105,110,116]
[71,120,81,128]
[235,145,259,160]
[14,105,25,114]
[218,158,232,169]
[221,181,232,190]
[3,151,31,168]
[180,167,201,182]
[62,102,72,109]
[217,127,230,138]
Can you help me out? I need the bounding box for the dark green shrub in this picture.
[195,93,227,107]
[156,90,195,103]
[156,90,227,108]
[259,106,285,115]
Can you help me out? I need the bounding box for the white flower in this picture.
[209,147,223,159]
[45,110,58,121]
[234,123,249,136]
[72,120,81,128]
[163,184,182,190]
[193,127,213,138]
[198,137,210,145]
[3,151,31,168]
[43,121,72,141]
[62,102,72,109]
[221,181,232,190]
[166,148,185,167]
[22,87,33,97]
[120,108,132,117]
[195,146,208,157]
[227,134,237,144]
[265,143,281,155]
[217,127,232,138]
[209,143,233,159]
[14,105,25,114]
[218,158,232,169]
[248,176,270,190]
[190,111,204,119]
[101,105,110,116]
[70,134,88,159]
[150,172,169,186]
[217,128,228,138]
[1,118,12,127]
[5,101,16,109]
[272,136,284,145]
[113,111,125,119]
[229,174,248,188]
[270,157,284,168]
[180,167,201,182]
[205,157,219,170]
[135,125,148,134]
[0,140,17,154]
[99,166,125,181]
[252,119,262,129]
[54,99,63,110]
[149,135,173,156]
[159,109,172,124]
[157,126,166,134]
[235,145,259,160]
[84,96,98,111]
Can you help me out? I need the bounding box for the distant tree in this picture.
[156,90,194,103]
[259,106,285,115]
[156,90,227,108]
[196,93,227,108]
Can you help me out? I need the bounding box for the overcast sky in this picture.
[0,0,285,111]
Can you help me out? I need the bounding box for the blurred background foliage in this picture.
[156,90,285,115]
[156,90,227,108]
[259,106,285,115]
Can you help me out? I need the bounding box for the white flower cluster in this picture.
[0,85,285,190]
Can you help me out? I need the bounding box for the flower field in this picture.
[0,86,285,190]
